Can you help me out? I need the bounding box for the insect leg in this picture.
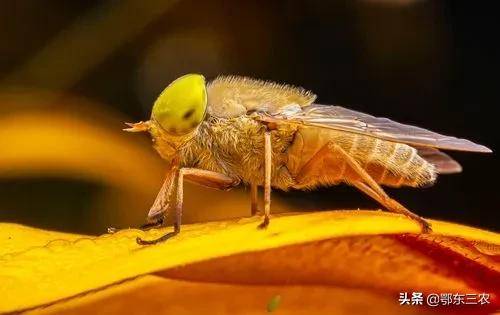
[258,131,272,229]
[137,168,240,245]
[108,165,178,234]
[137,168,183,245]
[181,168,240,190]
[146,166,179,224]
[294,142,337,185]
[292,141,431,233]
[333,145,432,233]
[350,181,431,232]
[250,183,259,216]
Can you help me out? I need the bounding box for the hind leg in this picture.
[293,141,432,233]
[350,181,431,232]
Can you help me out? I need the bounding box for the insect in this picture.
[125,74,491,245]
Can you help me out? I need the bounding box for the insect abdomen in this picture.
[360,138,436,187]
[286,127,436,189]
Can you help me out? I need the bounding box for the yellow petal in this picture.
[1,210,499,314]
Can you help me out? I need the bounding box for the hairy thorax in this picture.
[179,115,298,190]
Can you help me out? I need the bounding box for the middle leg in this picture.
[250,183,259,216]
[257,131,272,229]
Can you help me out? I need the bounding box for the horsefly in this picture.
[122,74,491,245]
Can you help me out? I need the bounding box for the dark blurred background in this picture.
[0,0,498,234]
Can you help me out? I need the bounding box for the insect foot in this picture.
[137,222,181,245]
[405,210,432,234]
[136,230,179,245]
[257,216,270,229]
[418,218,433,234]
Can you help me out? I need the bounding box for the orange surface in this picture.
[0,210,499,314]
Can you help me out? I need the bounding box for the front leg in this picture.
[107,163,179,234]
[137,168,240,245]
[145,163,180,225]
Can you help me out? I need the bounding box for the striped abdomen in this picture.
[351,135,436,187]
[286,127,436,189]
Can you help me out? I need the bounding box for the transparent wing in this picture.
[260,104,491,153]
[416,147,462,174]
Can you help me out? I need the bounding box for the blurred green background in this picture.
[0,0,498,234]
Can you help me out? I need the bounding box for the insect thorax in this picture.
[176,115,298,189]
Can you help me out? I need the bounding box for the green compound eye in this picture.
[152,74,207,135]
